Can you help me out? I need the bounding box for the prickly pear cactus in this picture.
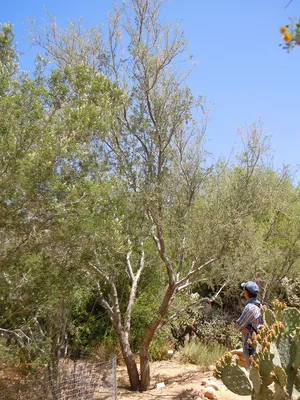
[273,365,287,387]
[249,366,261,394]
[264,308,276,327]
[215,301,300,400]
[214,352,252,395]
[283,308,300,333]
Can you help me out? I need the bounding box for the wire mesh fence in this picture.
[0,354,117,400]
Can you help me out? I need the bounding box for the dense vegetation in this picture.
[1,0,300,394]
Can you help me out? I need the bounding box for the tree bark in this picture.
[139,343,151,391]
[139,284,176,390]
[117,330,140,390]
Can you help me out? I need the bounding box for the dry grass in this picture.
[178,340,227,370]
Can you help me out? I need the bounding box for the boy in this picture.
[235,281,263,368]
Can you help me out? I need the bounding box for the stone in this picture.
[200,378,220,391]
[207,382,220,391]
[231,348,248,369]
[203,386,217,400]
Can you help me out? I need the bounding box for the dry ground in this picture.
[0,354,251,399]
[117,357,251,400]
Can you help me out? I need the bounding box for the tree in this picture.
[26,1,300,391]
[194,122,300,301]
[27,0,225,390]
[3,1,300,393]
[0,22,123,374]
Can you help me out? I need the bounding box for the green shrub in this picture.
[196,308,241,349]
[169,304,241,350]
[179,340,227,370]
[0,338,13,363]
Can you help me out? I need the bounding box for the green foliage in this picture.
[169,303,240,350]
[192,149,300,297]
[0,21,123,374]
[196,308,241,349]
[280,277,300,308]
[0,338,17,367]
[131,287,164,352]
[2,2,300,392]
[215,302,300,399]
[148,330,175,361]
[68,290,111,352]
[0,22,17,80]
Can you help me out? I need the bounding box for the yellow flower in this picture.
[283,32,293,43]
[280,26,288,34]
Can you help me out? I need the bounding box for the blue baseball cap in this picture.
[241,281,259,294]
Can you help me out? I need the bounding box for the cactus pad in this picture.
[295,369,300,392]
[283,308,300,333]
[273,382,289,400]
[250,366,262,393]
[264,308,276,327]
[294,335,300,369]
[274,365,287,388]
[253,386,274,400]
[259,358,275,386]
[216,363,252,395]
[276,334,294,370]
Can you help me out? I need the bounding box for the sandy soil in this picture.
[117,358,251,400]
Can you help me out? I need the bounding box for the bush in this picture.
[170,305,241,350]
[149,329,176,361]
[179,340,227,370]
[196,308,241,349]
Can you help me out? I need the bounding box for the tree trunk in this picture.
[123,351,140,391]
[139,284,176,390]
[117,330,140,391]
[139,342,151,391]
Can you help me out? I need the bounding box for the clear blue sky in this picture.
[2,0,300,182]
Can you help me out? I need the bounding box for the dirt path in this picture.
[117,359,251,400]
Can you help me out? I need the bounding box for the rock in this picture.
[203,386,217,400]
[207,382,220,391]
[200,378,220,391]
[240,367,248,374]
[231,348,248,369]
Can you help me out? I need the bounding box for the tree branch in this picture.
[176,257,219,290]
[126,247,134,282]
[124,243,145,332]
[151,224,175,286]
